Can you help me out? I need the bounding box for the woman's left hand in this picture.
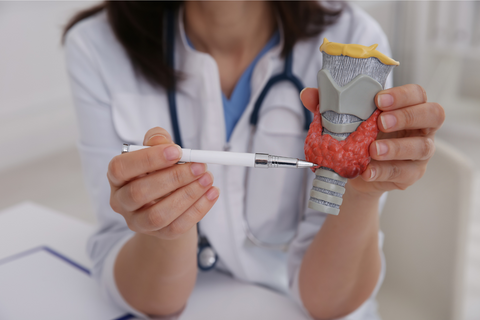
[300,84,445,197]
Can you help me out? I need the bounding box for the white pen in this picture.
[122,144,317,169]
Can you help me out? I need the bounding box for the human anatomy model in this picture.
[304,39,399,215]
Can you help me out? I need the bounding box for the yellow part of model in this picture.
[320,38,399,66]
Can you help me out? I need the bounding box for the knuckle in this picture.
[414,84,427,103]
[143,149,158,170]
[128,182,147,206]
[189,203,205,221]
[417,164,427,181]
[166,220,185,237]
[108,156,124,182]
[408,166,426,187]
[398,86,410,103]
[431,102,445,125]
[182,184,199,203]
[396,183,409,191]
[124,218,138,233]
[169,195,183,214]
[110,196,121,213]
[420,138,435,160]
[169,190,188,214]
[388,164,402,181]
[390,139,402,158]
[401,107,416,128]
[146,206,165,229]
[169,166,185,186]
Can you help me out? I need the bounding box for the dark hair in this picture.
[63,1,343,90]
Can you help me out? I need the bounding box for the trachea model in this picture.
[304,39,399,215]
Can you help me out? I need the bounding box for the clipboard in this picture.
[0,246,134,320]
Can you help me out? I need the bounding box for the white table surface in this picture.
[0,202,310,320]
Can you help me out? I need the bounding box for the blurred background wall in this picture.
[357,2,480,320]
[0,1,97,222]
[0,1,91,171]
[0,1,479,320]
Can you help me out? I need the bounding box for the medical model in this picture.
[305,39,399,215]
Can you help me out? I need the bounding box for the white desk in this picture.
[0,202,93,266]
[0,202,310,320]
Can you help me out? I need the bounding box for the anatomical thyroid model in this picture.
[304,39,399,215]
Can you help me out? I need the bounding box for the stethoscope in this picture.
[165,11,311,271]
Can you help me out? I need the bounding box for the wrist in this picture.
[343,174,386,205]
[134,226,198,256]
[116,226,198,316]
[327,182,382,225]
[345,181,383,202]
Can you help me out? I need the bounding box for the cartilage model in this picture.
[304,39,399,215]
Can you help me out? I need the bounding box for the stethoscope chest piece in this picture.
[197,236,218,271]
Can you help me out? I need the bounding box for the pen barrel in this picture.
[181,149,255,167]
[122,145,311,168]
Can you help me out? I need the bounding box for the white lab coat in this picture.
[65,3,391,319]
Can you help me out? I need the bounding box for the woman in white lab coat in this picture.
[64,2,444,319]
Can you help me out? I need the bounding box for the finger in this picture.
[130,172,214,233]
[370,137,435,161]
[361,160,427,186]
[376,84,427,111]
[378,102,445,132]
[300,87,319,113]
[108,143,182,188]
[157,187,220,240]
[116,162,207,212]
[143,127,173,146]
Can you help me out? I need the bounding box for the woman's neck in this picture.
[184,1,276,97]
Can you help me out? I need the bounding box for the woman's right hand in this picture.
[107,127,219,240]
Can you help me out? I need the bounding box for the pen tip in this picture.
[297,160,318,168]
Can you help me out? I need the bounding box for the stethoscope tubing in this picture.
[166,11,183,148]
[164,9,310,258]
[249,51,311,131]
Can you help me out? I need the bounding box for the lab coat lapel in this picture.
[228,13,285,150]
[209,22,287,284]
[175,10,248,278]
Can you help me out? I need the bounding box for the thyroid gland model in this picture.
[304,39,399,215]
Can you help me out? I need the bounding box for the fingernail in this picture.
[381,114,397,130]
[147,134,168,144]
[206,187,219,201]
[199,172,213,187]
[369,167,376,180]
[376,141,388,156]
[377,94,394,108]
[164,145,182,161]
[191,163,206,176]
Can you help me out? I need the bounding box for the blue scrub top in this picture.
[186,32,280,141]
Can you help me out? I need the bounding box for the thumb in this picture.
[300,87,319,113]
[143,127,173,146]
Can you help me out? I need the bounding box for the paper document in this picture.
[0,247,133,320]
